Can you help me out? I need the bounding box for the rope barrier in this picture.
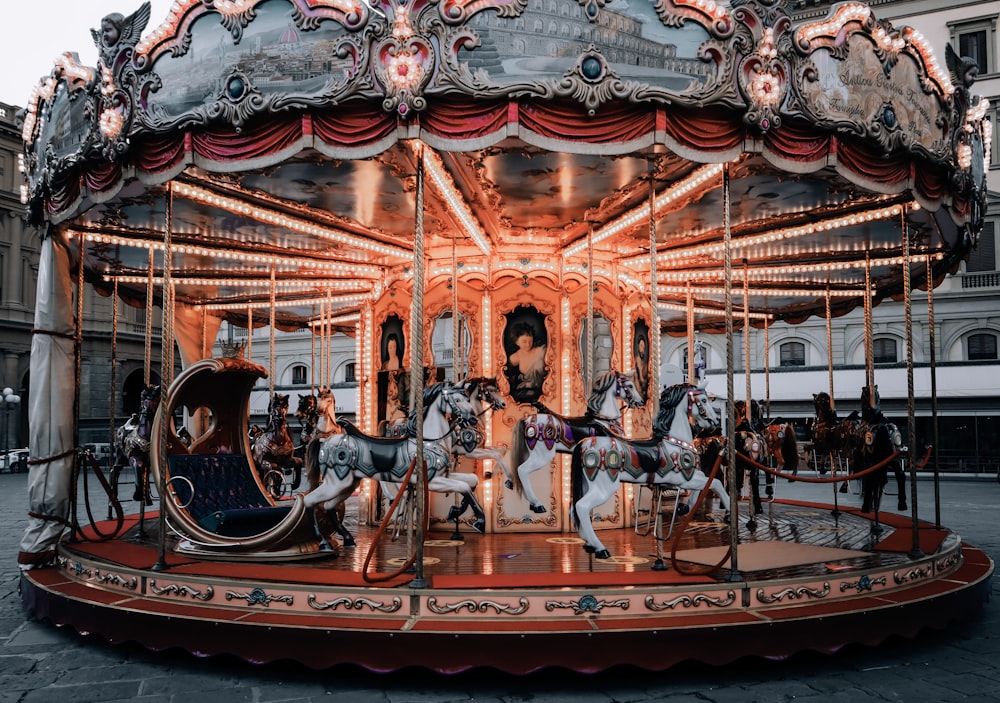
[361,456,426,584]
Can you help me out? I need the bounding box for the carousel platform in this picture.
[19,497,993,674]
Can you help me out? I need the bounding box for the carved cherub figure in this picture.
[90,2,152,67]
[946,43,981,117]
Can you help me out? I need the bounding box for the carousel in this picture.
[15,0,994,673]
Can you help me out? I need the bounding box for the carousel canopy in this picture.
[18,0,989,334]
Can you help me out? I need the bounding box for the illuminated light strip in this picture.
[71,231,383,278]
[204,294,367,311]
[429,262,488,278]
[560,295,573,526]
[658,285,862,297]
[655,251,946,282]
[171,182,411,259]
[658,301,772,321]
[627,202,911,267]
[563,164,724,258]
[672,0,730,25]
[413,144,491,255]
[308,314,362,326]
[103,275,372,291]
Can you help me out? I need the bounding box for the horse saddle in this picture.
[337,419,408,475]
[628,440,664,479]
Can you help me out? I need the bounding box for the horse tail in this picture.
[305,438,321,490]
[782,424,799,473]
[508,418,529,497]
[569,442,585,529]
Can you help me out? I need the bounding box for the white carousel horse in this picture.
[505,369,644,513]
[570,383,728,559]
[111,384,160,505]
[251,393,302,498]
[451,376,509,477]
[305,382,487,535]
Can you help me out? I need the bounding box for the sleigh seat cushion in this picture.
[168,454,292,536]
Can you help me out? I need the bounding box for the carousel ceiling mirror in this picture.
[430,310,472,381]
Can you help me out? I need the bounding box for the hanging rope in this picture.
[452,237,460,380]
[410,143,428,586]
[109,278,119,458]
[269,264,276,397]
[901,214,922,555]
[722,163,740,578]
[864,251,874,402]
[586,224,594,393]
[826,287,834,407]
[154,184,175,570]
[144,248,154,386]
[648,161,660,417]
[686,283,695,385]
[926,256,940,528]
[764,320,770,419]
[310,309,317,395]
[246,306,253,365]
[743,260,751,411]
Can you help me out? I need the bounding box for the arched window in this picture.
[873,338,898,364]
[291,364,308,385]
[343,362,357,383]
[779,341,805,367]
[968,333,998,360]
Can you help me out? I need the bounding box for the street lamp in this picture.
[1,387,21,468]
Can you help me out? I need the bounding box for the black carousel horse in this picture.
[854,385,908,518]
[763,416,800,481]
[112,384,160,505]
[251,393,302,499]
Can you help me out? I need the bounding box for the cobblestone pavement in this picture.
[1,470,996,703]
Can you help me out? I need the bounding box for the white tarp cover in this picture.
[18,232,76,568]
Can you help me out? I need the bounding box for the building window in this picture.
[291,364,308,385]
[873,338,898,364]
[968,333,998,360]
[343,362,357,383]
[967,220,996,272]
[779,341,805,367]
[949,17,998,75]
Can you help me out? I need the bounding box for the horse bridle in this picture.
[688,388,716,429]
[614,372,641,408]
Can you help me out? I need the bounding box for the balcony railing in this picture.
[960,271,1000,289]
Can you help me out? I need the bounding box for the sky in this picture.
[0,1,173,107]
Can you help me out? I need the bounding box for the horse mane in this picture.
[402,383,445,436]
[652,384,690,436]
[586,370,618,417]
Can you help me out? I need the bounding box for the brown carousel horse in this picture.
[250,393,302,499]
[763,417,800,481]
[810,391,861,477]
[111,384,160,505]
[733,399,770,517]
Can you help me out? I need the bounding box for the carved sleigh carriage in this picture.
[150,357,323,560]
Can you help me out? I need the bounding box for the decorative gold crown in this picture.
[219,340,246,359]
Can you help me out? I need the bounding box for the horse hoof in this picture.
[839,484,849,493]
[447,506,464,521]
[583,544,596,554]
[675,503,690,517]
[595,549,612,560]
[342,536,356,548]
[504,480,513,490]
[898,502,908,511]
[471,520,486,534]
[530,504,547,514]
[861,503,872,513]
